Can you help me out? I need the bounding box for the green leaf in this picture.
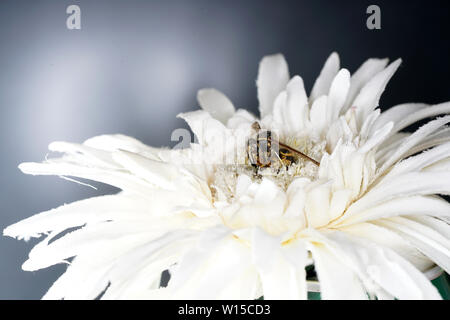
[432,273,450,300]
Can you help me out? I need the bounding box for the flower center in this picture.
[210,135,326,202]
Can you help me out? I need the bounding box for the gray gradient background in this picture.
[0,0,449,299]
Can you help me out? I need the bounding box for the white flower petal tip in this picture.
[353,58,402,124]
[310,52,340,102]
[197,88,235,125]
[257,53,290,118]
[6,52,450,300]
[18,162,40,175]
[3,224,22,240]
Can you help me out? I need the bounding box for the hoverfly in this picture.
[246,122,319,172]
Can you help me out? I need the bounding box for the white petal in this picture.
[345,172,450,218]
[353,59,401,126]
[43,255,111,300]
[405,129,450,158]
[21,222,180,271]
[272,91,288,130]
[18,161,154,199]
[377,115,450,175]
[304,180,331,228]
[252,228,307,299]
[84,134,161,159]
[373,217,450,274]
[376,132,410,160]
[310,52,340,103]
[284,178,309,225]
[307,239,367,300]
[254,178,283,206]
[168,233,260,300]
[359,121,393,154]
[102,230,195,299]
[285,76,309,132]
[177,110,227,146]
[327,69,351,122]
[409,215,450,239]
[425,158,450,172]
[329,188,353,221]
[329,232,441,299]
[3,193,153,240]
[384,141,450,179]
[371,103,427,135]
[112,150,178,190]
[391,102,450,135]
[49,141,120,169]
[309,95,328,137]
[338,222,434,272]
[185,237,257,299]
[197,88,235,125]
[226,109,256,129]
[168,226,229,292]
[344,58,389,111]
[335,195,450,226]
[257,54,290,118]
[359,109,381,141]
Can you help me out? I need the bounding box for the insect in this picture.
[246,122,319,172]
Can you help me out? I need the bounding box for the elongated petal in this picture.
[371,103,427,135]
[336,195,450,226]
[305,181,331,228]
[378,115,450,175]
[18,161,154,199]
[353,59,401,126]
[359,121,393,154]
[257,54,290,118]
[327,69,351,122]
[391,102,450,135]
[252,228,307,299]
[3,193,153,240]
[309,96,328,137]
[384,142,450,179]
[344,58,389,111]
[112,150,178,190]
[345,172,450,218]
[102,230,195,299]
[21,222,176,271]
[168,226,230,292]
[49,141,120,169]
[274,76,310,135]
[409,215,450,239]
[186,237,257,299]
[338,222,434,272]
[177,110,228,146]
[84,134,161,159]
[329,232,441,299]
[307,240,367,300]
[197,88,235,125]
[43,256,111,300]
[373,217,450,274]
[310,52,340,103]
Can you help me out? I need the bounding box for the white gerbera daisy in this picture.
[4,53,450,300]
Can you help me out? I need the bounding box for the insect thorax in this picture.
[247,130,296,169]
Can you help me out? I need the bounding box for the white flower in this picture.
[5,53,450,300]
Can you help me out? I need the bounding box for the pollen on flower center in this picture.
[210,135,326,203]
